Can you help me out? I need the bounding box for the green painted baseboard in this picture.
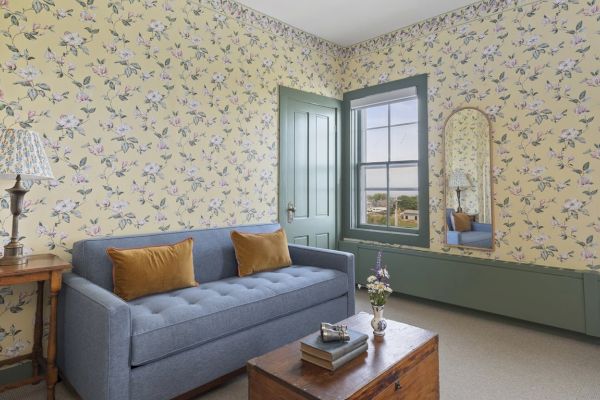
[339,240,600,337]
[0,361,32,386]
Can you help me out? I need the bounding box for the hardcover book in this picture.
[300,329,368,361]
[301,342,368,371]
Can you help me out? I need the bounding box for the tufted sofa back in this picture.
[71,223,281,291]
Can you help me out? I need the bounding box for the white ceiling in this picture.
[236,0,479,47]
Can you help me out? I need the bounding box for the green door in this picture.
[279,87,339,249]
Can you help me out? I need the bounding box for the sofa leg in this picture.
[172,367,246,400]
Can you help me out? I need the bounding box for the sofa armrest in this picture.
[447,230,461,245]
[58,273,131,400]
[288,245,355,316]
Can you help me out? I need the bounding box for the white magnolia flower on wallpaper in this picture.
[143,162,162,175]
[145,90,163,103]
[17,65,40,80]
[53,199,77,214]
[57,114,80,129]
[0,0,597,361]
[563,199,583,212]
[114,123,132,137]
[119,48,135,60]
[148,19,165,32]
[62,31,84,47]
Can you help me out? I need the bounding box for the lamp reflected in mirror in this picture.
[444,108,493,251]
[448,169,471,213]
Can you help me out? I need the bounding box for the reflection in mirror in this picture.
[444,108,493,250]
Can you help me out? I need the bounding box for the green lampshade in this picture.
[0,129,54,180]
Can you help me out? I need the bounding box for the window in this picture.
[342,75,429,247]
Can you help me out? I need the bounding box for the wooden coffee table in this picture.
[247,312,439,399]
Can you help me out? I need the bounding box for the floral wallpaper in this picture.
[0,0,598,363]
[340,0,599,269]
[0,0,341,361]
[445,109,492,223]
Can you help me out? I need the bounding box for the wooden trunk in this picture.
[247,312,439,400]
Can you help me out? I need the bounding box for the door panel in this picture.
[315,233,330,249]
[280,88,338,249]
[315,114,330,217]
[293,111,309,219]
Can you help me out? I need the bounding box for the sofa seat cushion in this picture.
[128,265,348,366]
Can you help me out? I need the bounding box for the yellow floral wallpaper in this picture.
[0,0,341,361]
[340,0,599,269]
[0,0,598,362]
[445,109,492,223]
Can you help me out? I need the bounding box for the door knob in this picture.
[287,202,296,223]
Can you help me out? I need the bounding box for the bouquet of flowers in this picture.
[365,251,392,307]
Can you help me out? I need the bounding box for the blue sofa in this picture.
[57,223,354,400]
[446,208,493,248]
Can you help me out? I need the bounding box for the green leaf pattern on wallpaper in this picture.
[340,0,599,268]
[0,0,343,360]
[0,0,598,361]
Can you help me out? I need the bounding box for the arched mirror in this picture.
[444,108,493,250]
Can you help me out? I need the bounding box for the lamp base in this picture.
[0,242,27,265]
[0,175,29,266]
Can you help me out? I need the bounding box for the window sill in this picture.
[343,226,430,248]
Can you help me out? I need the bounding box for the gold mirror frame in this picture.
[442,107,494,252]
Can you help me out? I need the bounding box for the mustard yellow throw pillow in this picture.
[230,229,292,277]
[107,238,196,301]
[452,212,472,232]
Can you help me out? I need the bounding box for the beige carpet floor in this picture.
[2,289,599,400]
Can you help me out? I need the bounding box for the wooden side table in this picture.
[0,254,70,400]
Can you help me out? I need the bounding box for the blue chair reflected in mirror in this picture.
[446,208,492,249]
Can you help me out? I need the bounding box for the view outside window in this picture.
[356,95,419,229]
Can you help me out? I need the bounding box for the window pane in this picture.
[360,165,387,226]
[390,123,418,161]
[389,164,418,190]
[365,104,388,129]
[390,98,418,125]
[363,128,388,162]
[364,191,388,226]
[362,164,387,190]
[389,191,419,229]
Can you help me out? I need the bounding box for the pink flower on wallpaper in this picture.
[582,4,600,16]
[88,143,104,156]
[581,248,596,263]
[72,173,88,185]
[84,224,102,236]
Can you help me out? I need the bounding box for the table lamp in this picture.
[0,129,54,265]
[448,169,470,213]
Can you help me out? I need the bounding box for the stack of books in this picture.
[300,329,368,371]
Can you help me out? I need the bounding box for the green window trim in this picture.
[342,74,430,247]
